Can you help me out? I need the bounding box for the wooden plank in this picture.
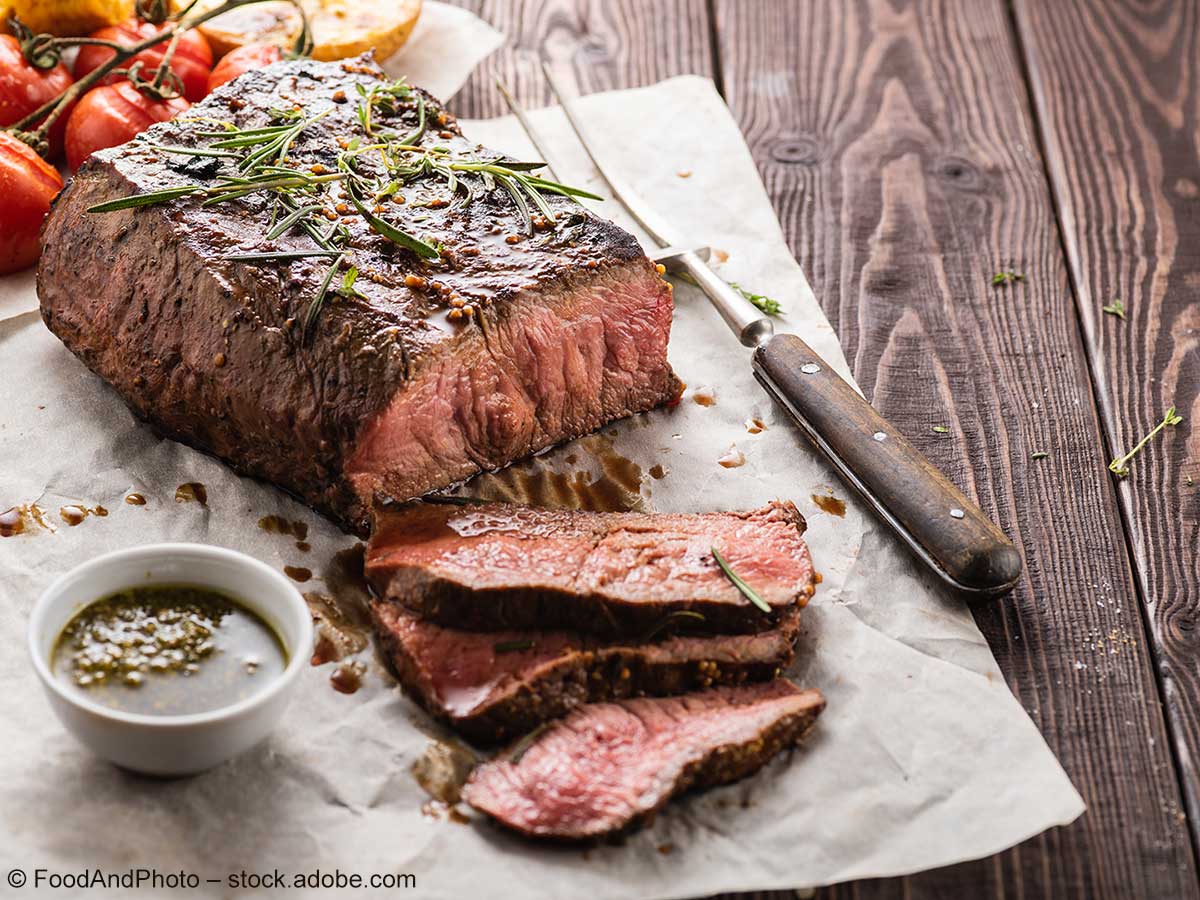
[709,0,1198,897]
[445,0,715,119]
[1012,0,1200,872]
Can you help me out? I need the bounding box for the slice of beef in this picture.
[366,500,816,636]
[37,56,680,533]
[370,598,801,744]
[462,679,825,840]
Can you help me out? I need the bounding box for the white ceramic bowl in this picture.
[28,543,313,777]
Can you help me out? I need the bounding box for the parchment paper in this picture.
[0,74,1084,898]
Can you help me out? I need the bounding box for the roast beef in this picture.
[370,599,801,744]
[462,679,825,840]
[366,500,816,636]
[37,56,680,532]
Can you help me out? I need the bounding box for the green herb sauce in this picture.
[52,584,287,716]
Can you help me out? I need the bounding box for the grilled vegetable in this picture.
[5,0,133,37]
[205,40,280,92]
[182,0,420,62]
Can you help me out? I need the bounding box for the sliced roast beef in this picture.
[462,679,825,840]
[366,500,816,637]
[37,56,680,533]
[370,599,801,744]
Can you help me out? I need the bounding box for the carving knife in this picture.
[496,68,1022,598]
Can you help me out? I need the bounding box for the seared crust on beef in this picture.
[37,56,680,532]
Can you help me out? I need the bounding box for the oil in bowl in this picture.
[52,584,287,717]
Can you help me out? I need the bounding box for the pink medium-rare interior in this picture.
[345,265,676,508]
[366,502,814,611]
[463,680,824,836]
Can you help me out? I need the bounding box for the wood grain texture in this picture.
[710,0,1197,897]
[445,0,715,120]
[1013,0,1200,868]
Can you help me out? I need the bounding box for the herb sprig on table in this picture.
[87,78,601,336]
[1108,407,1183,478]
[1102,298,1127,320]
[730,282,783,316]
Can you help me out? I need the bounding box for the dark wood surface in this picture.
[1013,0,1200,869]
[446,0,1200,896]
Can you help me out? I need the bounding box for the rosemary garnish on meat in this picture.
[1108,407,1183,478]
[88,76,601,335]
[638,610,707,643]
[711,547,772,613]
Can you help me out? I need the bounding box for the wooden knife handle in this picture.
[752,332,1022,597]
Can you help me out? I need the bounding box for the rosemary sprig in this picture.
[711,547,771,613]
[1102,298,1126,320]
[223,250,341,262]
[304,253,346,335]
[345,180,440,259]
[638,610,706,644]
[88,75,600,336]
[730,282,783,317]
[422,495,492,506]
[1108,407,1183,478]
[87,185,204,211]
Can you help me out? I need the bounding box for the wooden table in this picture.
[444,1,1200,896]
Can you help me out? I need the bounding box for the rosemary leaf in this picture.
[931,425,949,434]
[422,495,492,506]
[303,252,346,336]
[521,175,603,201]
[1102,298,1126,320]
[712,547,771,613]
[224,250,340,262]
[730,282,784,317]
[1108,406,1183,478]
[493,172,532,235]
[266,203,324,240]
[346,185,440,259]
[638,610,707,644]
[88,185,202,212]
[149,144,240,159]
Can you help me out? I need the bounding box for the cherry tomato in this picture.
[73,19,213,103]
[206,42,283,94]
[0,34,75,159]
[0,131,63,274]
[65,81,189,171]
